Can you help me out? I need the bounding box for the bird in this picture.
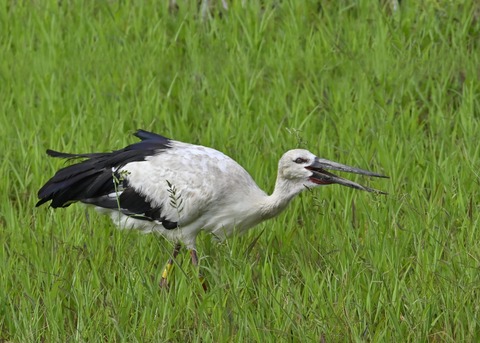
[36,129,388,289]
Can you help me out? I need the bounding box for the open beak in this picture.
[306,158,388,194]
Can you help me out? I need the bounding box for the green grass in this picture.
[1,0,480,341]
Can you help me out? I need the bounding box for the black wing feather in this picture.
[36,130,172,208]
[81,187,178,229]
[134,130,171,142]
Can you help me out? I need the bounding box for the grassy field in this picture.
[1,0,480,341]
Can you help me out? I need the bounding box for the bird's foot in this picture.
[159,259,175,290]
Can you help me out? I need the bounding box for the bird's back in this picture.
[122,141,267,231]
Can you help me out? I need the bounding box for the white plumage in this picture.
[37,130,387,289]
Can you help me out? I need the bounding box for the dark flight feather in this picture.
[36,130,172,208]
[81,188,178,229]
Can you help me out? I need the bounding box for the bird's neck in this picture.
[258,176,305,220]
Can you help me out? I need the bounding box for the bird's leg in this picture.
[160,242,182,289]
[190,249,208,291]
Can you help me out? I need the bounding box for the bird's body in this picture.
[37,130,387,288]
[105,142,280,246]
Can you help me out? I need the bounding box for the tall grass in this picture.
[1,1,479,341]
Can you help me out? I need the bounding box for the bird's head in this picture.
[278,149,388,194]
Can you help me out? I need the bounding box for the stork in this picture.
[36,130,388,290]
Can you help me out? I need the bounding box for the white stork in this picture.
[37,130,387,289]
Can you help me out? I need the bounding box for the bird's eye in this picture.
[294,157,308,164]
